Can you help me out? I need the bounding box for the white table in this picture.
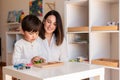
[3,62,105,80]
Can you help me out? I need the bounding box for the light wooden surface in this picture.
[91,26,118,31]
[34,62,64,68]
[92,58,119,67]
[68,27,89,32]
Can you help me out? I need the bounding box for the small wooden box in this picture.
[91,58,119,67]
[68,27,89,32]
[91,26,118,31]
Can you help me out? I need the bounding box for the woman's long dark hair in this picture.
[39,10,64,46]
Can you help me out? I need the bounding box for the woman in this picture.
[39,10,68,62]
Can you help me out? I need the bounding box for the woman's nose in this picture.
[49,23,53,27]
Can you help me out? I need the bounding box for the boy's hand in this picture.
[31,56,46,64]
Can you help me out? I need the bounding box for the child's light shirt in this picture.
[40,34,68,62]
[12,37,43,64]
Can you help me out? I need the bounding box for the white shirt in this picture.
[12,37,43,64]
[40,34,68,62]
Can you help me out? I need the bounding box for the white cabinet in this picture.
[65,0,119,80]
[6,32,23,65]
[65,0,89,60]
[6,22,22,65]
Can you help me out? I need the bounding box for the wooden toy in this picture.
[13,63,32,70]
[34,61,64,68]
[34,59,44,64]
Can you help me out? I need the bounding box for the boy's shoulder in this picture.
[36,37,43,42]
[37,37,42,40]
[15,39,25,45]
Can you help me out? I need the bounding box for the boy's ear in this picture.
[20,28,24,35]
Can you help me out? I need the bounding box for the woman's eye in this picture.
[46,20,51,23]
[54,23,56,26]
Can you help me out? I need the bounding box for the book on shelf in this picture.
[7,10,23,23]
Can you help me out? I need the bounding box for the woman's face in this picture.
[44,15,56,34]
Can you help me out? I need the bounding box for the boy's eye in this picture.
[30,33,33,35]
[28,32,32,35]
[29,32,33,35]
[35,32,39,35]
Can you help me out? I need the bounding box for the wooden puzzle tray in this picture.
[33,62,64,68]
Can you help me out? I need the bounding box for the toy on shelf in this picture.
[69,56,88,62]
[20,11,25,22]
[7,10,23,23]
[107,21,119,26]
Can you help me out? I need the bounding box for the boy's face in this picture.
[23,31,39,43]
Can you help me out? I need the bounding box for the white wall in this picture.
[43,0,65,24]
[0,0,30,62]
[0,0,65,62]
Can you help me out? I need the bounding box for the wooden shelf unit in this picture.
[6,22,23,65]
[65,0,119,80]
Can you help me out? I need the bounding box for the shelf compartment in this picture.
[68,27,89,32]
[91,58,119,68]
[91,26,118,31]
[69,41,88,44]
[7,22,20,25]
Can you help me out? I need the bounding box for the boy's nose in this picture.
[32,35,35,39]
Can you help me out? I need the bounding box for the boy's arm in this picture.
[12,42,31,64]
[31,56,46,64]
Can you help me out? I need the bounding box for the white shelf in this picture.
[69,41,88,44]
[92,63,119,70]
[7,22,20,25]
[6,31,23,65]
[67,31,89,33]
[6,31,22,34]
[65,0,119,80]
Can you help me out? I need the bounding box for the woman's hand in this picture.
[31,56,46,64]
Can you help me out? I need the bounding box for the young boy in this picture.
[12,14,45,65]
